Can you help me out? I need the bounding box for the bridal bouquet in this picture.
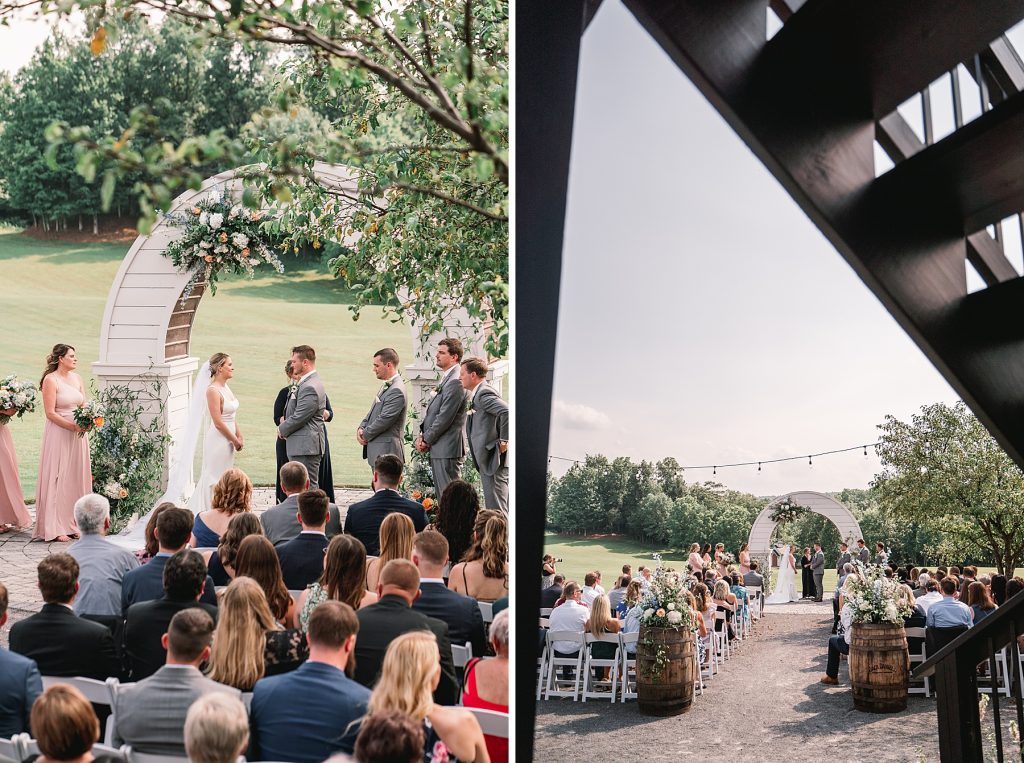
[0,375,37,424]
[843,563,913,624]
[162,189,284,305]
[719,552,736,567]
[635,555,694,629]
[72,400,106,437]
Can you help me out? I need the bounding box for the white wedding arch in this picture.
[91,163,507,490]
[747,490,863,559]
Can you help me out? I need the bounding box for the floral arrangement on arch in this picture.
[842,562,914,625]
[0,375,37,425]
[769,497,808,525]
[163,189,284,305]
[634,554,694,629]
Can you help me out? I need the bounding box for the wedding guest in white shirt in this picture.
[915,579,944,614]
[549,582,589,656]
[581,572,601,606]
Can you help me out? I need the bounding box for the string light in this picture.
[808,455,813,467]
[757,462,762,472]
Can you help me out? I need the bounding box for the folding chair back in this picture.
[543,630,584,700]
[478,601,494,623]
[452,641,473,669]
[618,632,639,702]
[464,708,509,738]
[0,736,20,763]
[581,633,621,702]
[41,675,110,704]
[904,627,931,697]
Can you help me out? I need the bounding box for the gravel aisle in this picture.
[534,604,940,762]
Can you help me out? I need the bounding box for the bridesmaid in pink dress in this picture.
[33,344,91,542]
[0,409,32,532]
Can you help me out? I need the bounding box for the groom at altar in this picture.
[415,338,468,497]
[278,345,327,491]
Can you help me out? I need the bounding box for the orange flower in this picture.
[412,490,423,501]
[93,416,105,429]
[192,207,201,214]
[655,608,666,618]
[219,232,228,242]
[241,247,250,256]
[252,211,262,220]
[204,255,214,262]
[422,498,433,510]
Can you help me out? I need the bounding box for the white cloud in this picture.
[552,400,611,431]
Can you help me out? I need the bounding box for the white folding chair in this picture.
[42,676,117,745]
[0,736,21,763]
[540,608,553,617]
[288,590,304,604]
[478,601,494,623]
[904,627,931,697]
[713,611,731,660]
[747,586,763,621]
[92,743,128,761]
[122,747,190,763]
[241,692,254,711]
[451,641,473,669]
[536,638,549,701]
[464,707,509,739]
[618,632,639,703]
[106,677,133,747]
[977,644,1011,698]
[539,617,550,629]
[543,631,584,700]
[581,633,621,702]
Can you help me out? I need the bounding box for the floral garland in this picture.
[843,562,913,624]
[0,375,37,425]
[162,189,284,305]
[769,498,808,525]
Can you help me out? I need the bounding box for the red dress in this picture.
[461,657,508,763]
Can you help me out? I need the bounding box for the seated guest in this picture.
[430,480,480,572]
[355,559,459,706]
[345,454,427,557]
[448,510,509,603]
[10,554,120,680]
[275,489,331,591]
[234,535,296,626]
[113,609,239,755]
[249,601,370,762]
[915,579,943,613]
[548,581,589,657]
[184,692,250,763]
[1008,578,1024,599]
[898,584,927,655]
[410,530,486,658]
[0,581,41,738]
[949,565,961,577]
[297,535,378,631]
[540,574,565,609]
[492,595,508,616]
[692,583,714,663]
[207,577,307,690]
[133,502,175,566]
[712,580,737,640]
[365,512,416,593]
[67,494,139,625]
[967,580,998,626]
[821,602,854,684]
[365,631,488,763]
[959,566,979,599]
[124,549,219,680]
[121,507,217,614]
[832,563,853,635]
[261,462,342,545]
[190,468,253,548]
[912,573,930,598]
[580,571,601,606]
[354,711,424,763]
[29,684,120,763]
[585,594,621,682]
[992,574,1008,606]
[606,575,631,614]
[618,580,644,618]
[462,610,509,761]
[926,577,974,628]
[201,512,263,587]
[730,572,749,623]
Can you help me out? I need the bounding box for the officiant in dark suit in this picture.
[800,547,814,599]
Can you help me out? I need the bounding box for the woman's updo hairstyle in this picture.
[209,352,230,377]
[41,343,75,387]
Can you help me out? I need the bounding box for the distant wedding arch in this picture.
[747,490,863,559]
[92,162,506,490]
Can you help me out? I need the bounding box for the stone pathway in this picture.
[0,486,371,646]
[534,603,941,762]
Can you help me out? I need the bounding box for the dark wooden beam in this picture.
[967,230,1018,286]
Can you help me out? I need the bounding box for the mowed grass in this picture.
[0,231,409,496]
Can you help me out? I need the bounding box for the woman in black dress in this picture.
[801,547,813,598]
[273,361,335,503]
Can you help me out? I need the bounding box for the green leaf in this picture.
[100,171,116,211]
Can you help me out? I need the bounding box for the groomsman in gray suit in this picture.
[856,538,871,566]
[358,348,407,473]
[835,542,852,575]
[278,345,327,491]
[811,542,825,602]
[415,338,468,497]
[460,356,509,512]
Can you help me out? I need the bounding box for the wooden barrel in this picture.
[636,625,695,716]
[849,622,910,713]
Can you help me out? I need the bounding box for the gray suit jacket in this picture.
[857,547,871,564]
[360,378,407,465]
[421,367,467,459]
[811,551,825,574]
[113,664,240,755]
[467,384,509,476]
[260,494,342,545]
[836,551,852,575]
[279,372,326,457]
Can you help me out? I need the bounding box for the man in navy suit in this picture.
[0,582,42,738]
[344,455,427,556]
[275,489,331,590]
[248,600,370,763]
[411,530,486,658]
[121,507,216,615]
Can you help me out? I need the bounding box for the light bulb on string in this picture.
[808,455,813,467]
[713,466,717,476]
[757,462,762,472]
[863,445,868,458]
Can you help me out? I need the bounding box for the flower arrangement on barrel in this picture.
[0,375,37,424]
[163,189,284,305]
[843,562,914,625]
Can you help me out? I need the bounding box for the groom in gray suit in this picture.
[415,338,468,497]
[278,345,327,491]
[811,542,825,602]
[358,348,407,474]
[460,356,509,512]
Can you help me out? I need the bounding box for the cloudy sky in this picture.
[549,4,1024,496]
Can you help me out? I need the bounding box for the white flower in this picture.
[199,211,209,226]
[667,602,675,611]
[199,240,211,249]
[214,245,228,254]
[229,206,240,218]
[667,610,683,624]
[209,213,224,229]
[232,232,249,248]
[643,608,654,619]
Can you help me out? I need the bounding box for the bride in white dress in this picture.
[765,544,801,604]
[187,353,243,513]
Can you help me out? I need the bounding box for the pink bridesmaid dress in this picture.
[33,377,90,540]
[0,424,31,528]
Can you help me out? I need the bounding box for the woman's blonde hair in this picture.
[625,580,644,606]
[690,542,700,553]
[378,513,416,571]
[367,630,439,723]
[208,352,230,377]
[462,509,508,580]
[586,594,614,636]
[212,468,253,515]
[206,577,277,690]
[713,580,731,600]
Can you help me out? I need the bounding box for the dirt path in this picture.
[534,603,940,762]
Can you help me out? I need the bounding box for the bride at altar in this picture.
[764,543,801,604]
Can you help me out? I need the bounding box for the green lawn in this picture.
[0,231,409,496]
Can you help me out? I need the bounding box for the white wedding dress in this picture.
[765,544,801,604]
[187,386,239,513]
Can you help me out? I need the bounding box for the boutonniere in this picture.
[383,380,393,390]
[288,382,298,398]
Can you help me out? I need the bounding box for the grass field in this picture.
[1,231,409,496]
[543,533,1013,594]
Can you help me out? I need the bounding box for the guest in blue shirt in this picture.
[0,582,42,738]
[966,580,998,626]
[925,578,974,628]
[248,600,370,763]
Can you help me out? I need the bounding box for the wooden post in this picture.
[934,655,983,762]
